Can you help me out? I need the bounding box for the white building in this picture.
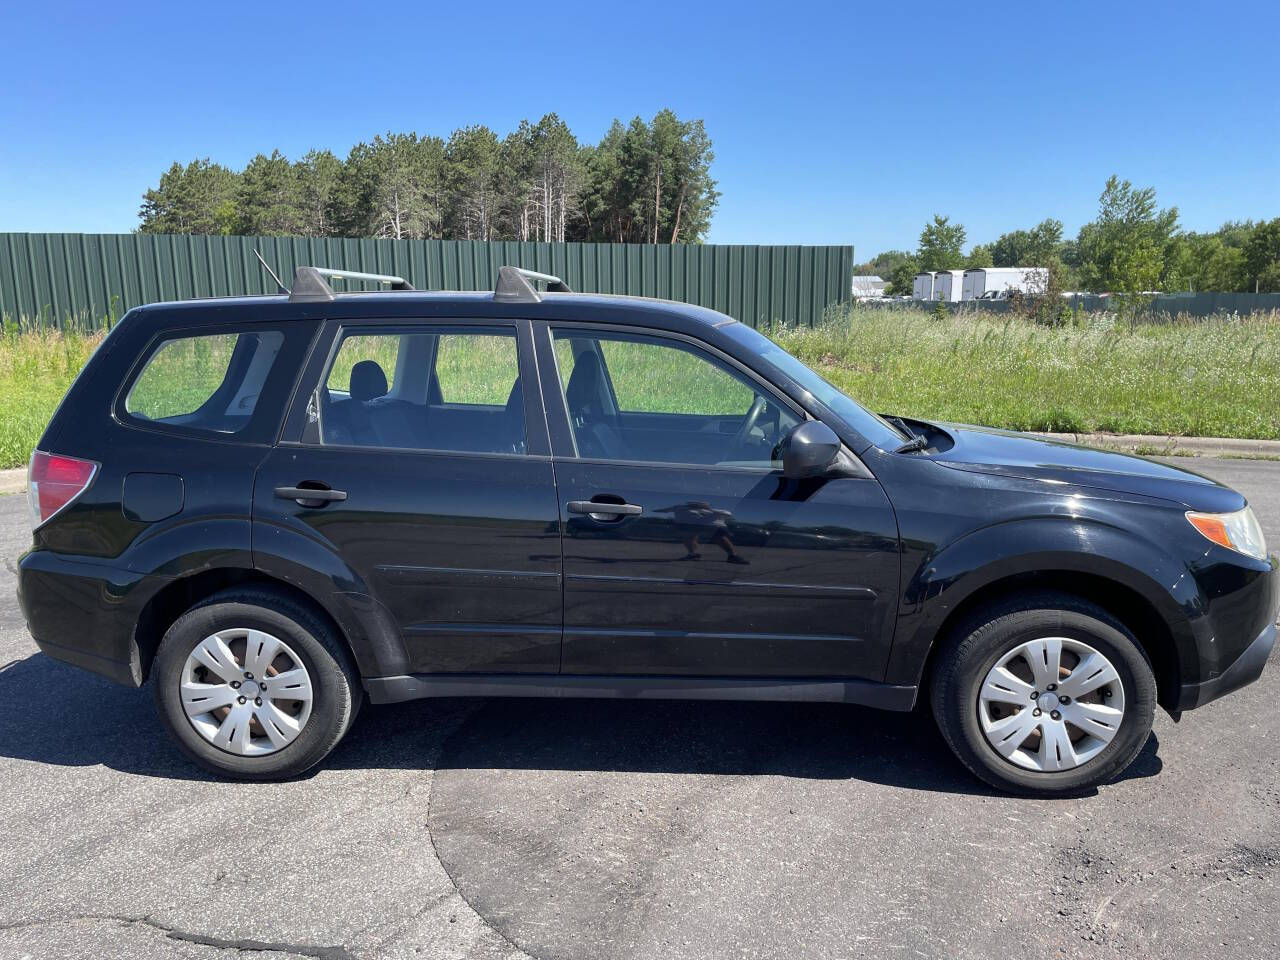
[851,275,888,299]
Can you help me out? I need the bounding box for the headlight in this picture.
[1186,507,1268,561]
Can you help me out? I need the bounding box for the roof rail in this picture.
[494,266,573,303]
[289,265,414,303]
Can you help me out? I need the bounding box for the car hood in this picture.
[926,422,1245,512]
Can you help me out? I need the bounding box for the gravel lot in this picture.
[1,457,1278,960]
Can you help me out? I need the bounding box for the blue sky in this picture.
[2,0,1276,258]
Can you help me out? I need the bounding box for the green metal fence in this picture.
[0,234,853,330]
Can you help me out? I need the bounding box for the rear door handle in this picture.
[567,500,642,517]
[275,485,347,505]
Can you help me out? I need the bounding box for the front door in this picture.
[537,324,900,681]
[253,319,563,674]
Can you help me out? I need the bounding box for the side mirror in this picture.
[781,421,841,479]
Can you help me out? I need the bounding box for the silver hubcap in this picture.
[181,629,314,757]
[977,636,1125,772]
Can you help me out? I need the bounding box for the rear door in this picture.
[253,317,563,674]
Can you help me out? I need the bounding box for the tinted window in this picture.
[721,324,904,450]
[436,334,521,405]
[327,333,399,394]
[553,330,799,468]
[312,329,525,454]
[124,331,284,434]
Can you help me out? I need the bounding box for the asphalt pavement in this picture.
[1,456,1278,960]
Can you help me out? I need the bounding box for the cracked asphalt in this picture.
[1,456,1278,960]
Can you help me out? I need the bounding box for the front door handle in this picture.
[275,484,347,506]
[567,500,642,518]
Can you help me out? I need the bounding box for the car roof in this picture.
[128,289,740,336]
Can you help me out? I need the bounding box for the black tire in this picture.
[930,591,1156,797]
[151,587,363,780]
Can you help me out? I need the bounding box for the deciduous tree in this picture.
[886,256,920,296]
[991,219,1063,267]
[1244,218,1280,291]
[1076,176,1178,297]
[855,250,913,280]
[965,244,994,269]
[916,215,966,272]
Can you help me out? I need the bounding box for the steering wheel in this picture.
[731,395,768,449]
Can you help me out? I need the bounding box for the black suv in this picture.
[17,266,1277,795]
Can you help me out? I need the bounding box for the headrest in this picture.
[564,352,603,409]
[350,360,388,401]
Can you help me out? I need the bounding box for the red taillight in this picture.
[28,450,98,528]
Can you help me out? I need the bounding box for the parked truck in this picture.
[912,272,936,300]
[962,267,1049,301]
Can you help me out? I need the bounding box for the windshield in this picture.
[723,324,904,450]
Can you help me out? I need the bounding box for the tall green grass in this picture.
[772,307,1280,439]
[0,328,104,469]
[0,308,1276,470]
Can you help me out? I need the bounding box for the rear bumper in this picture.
[32,635,141,686]
[1177,621,1275,711]
[17,549,156,688]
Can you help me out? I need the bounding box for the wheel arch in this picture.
[913,569,1184,712]
[132,568,390,684]
[888,519,1204,714]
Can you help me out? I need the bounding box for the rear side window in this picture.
[327,333,399,394]
[308,328,525,454]
[123,330,285,435]
[435,334,520,405]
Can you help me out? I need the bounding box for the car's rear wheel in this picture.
[152,588,362,780]
[930,592,1156,796]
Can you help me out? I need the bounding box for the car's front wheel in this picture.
[151,588,362,780]
[931,592,1156,796]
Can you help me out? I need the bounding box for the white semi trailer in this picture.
[932,269,966,302]
[962,267,1049,300]
[912,272,935,300]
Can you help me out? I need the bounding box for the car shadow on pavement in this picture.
[0,653,1164,796]
[383,696,1164,797]
[0,653,220,780]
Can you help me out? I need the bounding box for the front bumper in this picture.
[1178,621,1275,711]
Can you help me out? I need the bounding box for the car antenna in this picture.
[253,249,290,295]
